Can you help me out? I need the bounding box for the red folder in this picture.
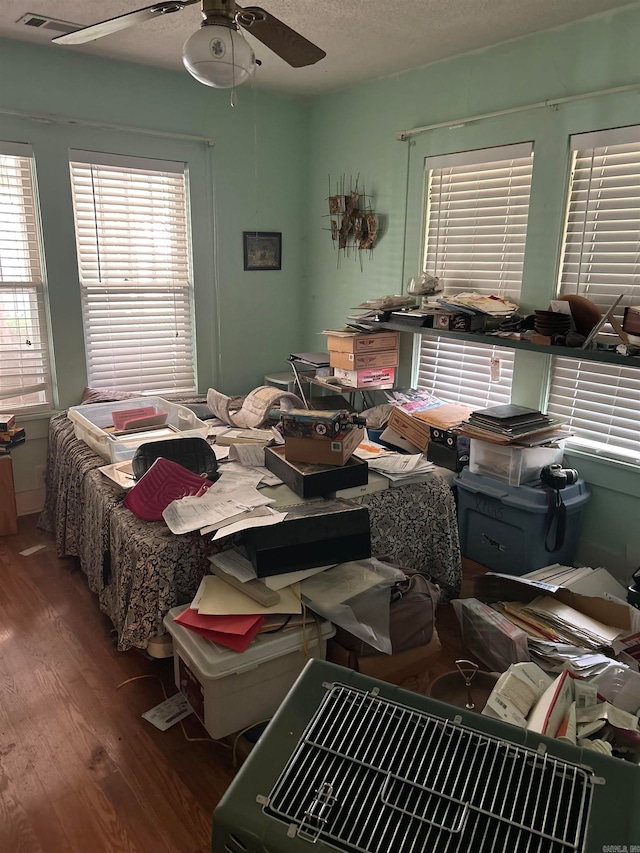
[174,607,265,653]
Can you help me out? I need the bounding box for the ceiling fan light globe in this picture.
[182,25,255,88]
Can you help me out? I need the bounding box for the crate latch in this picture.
[295,781,336,843]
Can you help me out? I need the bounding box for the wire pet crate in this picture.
[212,660,640,853]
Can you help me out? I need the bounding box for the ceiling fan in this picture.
[53,0,326,89]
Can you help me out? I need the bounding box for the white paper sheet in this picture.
[142,693,192,731]
[264,564,334,590]
[215,463,264,490]
[199,505,273,535]
[209,549,257,582]
[196,575,301,615]
[211,510,287,541]
[98,460,136,490]
[256,467,283,486]
[300,562,384,608]
[367,453,423,474]
[229,443,267,467]
[212,444,230,460]
[190,575,207,609]
[353,440,390,460]
[162,485,274,535]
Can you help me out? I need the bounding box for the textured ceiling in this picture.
[1,0,635,95]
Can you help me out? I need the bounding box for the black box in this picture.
[265,445,368,499]
[427,427,470,472]
[240,499,371,577]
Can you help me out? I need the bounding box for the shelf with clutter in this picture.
[358,290,640,369]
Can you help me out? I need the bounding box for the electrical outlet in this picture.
[35,465,46,488]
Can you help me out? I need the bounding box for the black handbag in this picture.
[132,436,219,482]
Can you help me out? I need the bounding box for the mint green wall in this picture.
[0,38,309,402]
[304,4,640,578]
[0,38,308,502]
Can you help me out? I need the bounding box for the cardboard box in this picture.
[333,366,395,388]
[329,349,399,371]
[327,629,442,689]
[240,499,371,577]
[325,331,399,354]
[387,407,431,452]
[474,573,635,638]
[284,424,365,465]
[414,402,474,430]
[265,445,369,498]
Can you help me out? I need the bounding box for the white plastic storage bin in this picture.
[67,397,208,462]
[163,606,335,740]
[469,438,565,486]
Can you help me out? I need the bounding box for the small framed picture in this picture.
[243,231,282,271]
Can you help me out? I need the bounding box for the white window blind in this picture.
[417,335,514,408]
[547,126,640,463]
[417,143,533,407]
[0,142,53,412]
[69,152,196,395]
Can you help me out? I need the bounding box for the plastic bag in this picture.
[452,597,530,672]
[300,558,405,654]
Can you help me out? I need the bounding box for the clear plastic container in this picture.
[469,438,565,486]
[67,396,208,462]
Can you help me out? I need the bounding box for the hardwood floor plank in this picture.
[50,787,133,853]
[99,770,186,853]
[0,785,45,853]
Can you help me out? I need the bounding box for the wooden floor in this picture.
[0,515,484,853]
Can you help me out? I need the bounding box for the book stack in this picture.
[0,424,26,454]
[461,404,565,445]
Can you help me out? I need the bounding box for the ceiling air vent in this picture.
[17,13,79,35]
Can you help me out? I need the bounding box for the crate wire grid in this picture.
[263,684,595,853]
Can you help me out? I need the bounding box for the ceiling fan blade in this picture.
[53,0,200,45]
[237,6,325,67]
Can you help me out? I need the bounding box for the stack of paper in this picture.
[496,596,623,650]
[522,564,628,599]
[438,291,518,315]
[367,452,434,484]
[175,561,308,652]
[527,639,618,678]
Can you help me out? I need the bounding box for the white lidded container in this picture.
[469,438,565,486]
[163,606,335,740]
[67,396,208,462]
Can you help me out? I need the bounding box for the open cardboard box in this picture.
[474,572,640,639]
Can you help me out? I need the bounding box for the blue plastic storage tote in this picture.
[454,468,590,574]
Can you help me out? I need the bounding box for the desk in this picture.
[38,413,462,651]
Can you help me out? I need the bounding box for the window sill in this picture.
[563,443,640,498]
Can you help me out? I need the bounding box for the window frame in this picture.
[0,140,54,415]
[68,149,198,397]
[414,142,534,409]
[545,124,640,465]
